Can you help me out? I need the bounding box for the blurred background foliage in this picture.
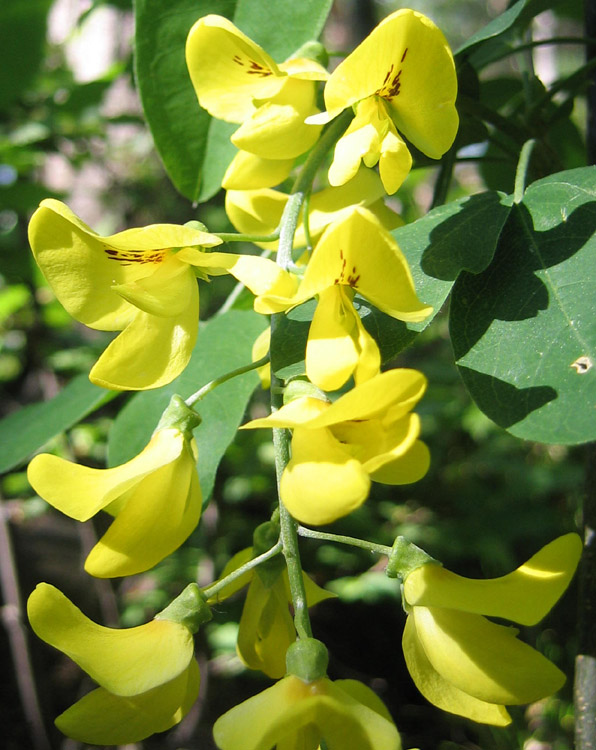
[0,0,588,748]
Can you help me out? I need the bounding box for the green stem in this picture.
[514,138,537,203]
[185,355,270,408]
[528,56,596,117]
[202,541,283,601]
[296,526,392,556]
[267,111,353,640]
[215,230,280,243]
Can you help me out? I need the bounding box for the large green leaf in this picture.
[0,375,115,474]
[450,167,596,445]
[134,0,333,203]
[108,310,267,499]
[271,191,512,379]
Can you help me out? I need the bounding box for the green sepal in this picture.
[184,220,209,233]
[290,40,328,68]
[385,536,437,581]
[286,638,329,682]
[154,395,201,438]
[155,583,212,634]
[283,378,328,405]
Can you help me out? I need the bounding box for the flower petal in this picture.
[112,257,196,317]
[85,444,201,578]
[306,286,362,391]
[237,575,295,678]
[55,659,199,745]
[412,606,566,705]
[403,533,582,626]
[402,614,511,726]
[27,583,194,696]
[368,439,430,485]
[281,427,371,525]
[223,150,295,190]
[27,428,185,521]
[207,547,255,604]
[298,208,431,323]
[232,78,323,160]
[242,396,329,430]
[377,120,412,194]
[89,280,199,390]
[186,15,284,122]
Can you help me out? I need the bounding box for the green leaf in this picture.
[0,375,114,474]
[270,192,512,379]
[450,167,596,445]
[0,0,52,112]
[134,0,333,203]
[108,310,267,500]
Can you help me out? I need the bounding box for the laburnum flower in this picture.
[27,397,203,578]
[29,199,296,390]
[27,582,204,745]
[210,546,334,678]
[254,207,431,392]
[309,9,458,194]
[225,168,402,253]
[214,639,401,750]
[186,14,328,177]
[243,369,429,525]
[401,533,582,725]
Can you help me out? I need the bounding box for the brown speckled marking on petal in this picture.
[104,247,168,266]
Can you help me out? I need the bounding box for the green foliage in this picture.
[134,0,334,202]
[451,167,596,444]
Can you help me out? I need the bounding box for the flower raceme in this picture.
[186,15,328,187]
[27,583,201,745]
[243,369,429,525]
[28,400,202,578]
[28,199,297,390]
[400,533,583,725]
[254,207,431,392]
[309,9,458,194]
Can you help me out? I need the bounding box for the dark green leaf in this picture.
[134,0,333,203]
[0,375,114,474]
[450,167,596,444]
[108,310,267,500]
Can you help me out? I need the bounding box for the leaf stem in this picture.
[296,525,392,556]
[215,230,280,243]
[513,138,537,203]
[202,540,283,601]
[185,355,270,408]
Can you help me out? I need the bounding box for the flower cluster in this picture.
[23,6,582,750]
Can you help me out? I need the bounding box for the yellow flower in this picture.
[29,199,295,390]
[310,9,458,194]
[252,327,271,389]
[209,546,334,679]
[254,208,431,392]
[27,583,201,745]
[243,369,429,525]
[401,533,582,725]
[225,168,402,252]
[27,400,202,578]
[213,673,401,750]
[186,15,327,161]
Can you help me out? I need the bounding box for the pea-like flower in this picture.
[243,369,429,525]
[309,9,458,194]
[27,583,202,745]
[28,399,202,578]
[401,533,582,725]
[186,15,327,167]
[213,674,401,750]
[254,207,431,392]
[29,199,296,390]
[225,168,402,252]
[210,546,334,678]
